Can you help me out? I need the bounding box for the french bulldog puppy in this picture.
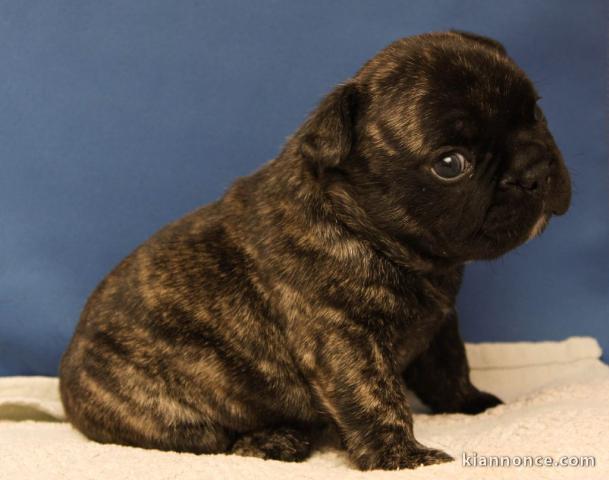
[60,31,571,470]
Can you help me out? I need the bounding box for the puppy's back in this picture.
[59,179,320,452]
[59,202,239,451]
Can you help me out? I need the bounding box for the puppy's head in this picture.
[298,31,571,263]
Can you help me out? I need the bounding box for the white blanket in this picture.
[1,336,608,480]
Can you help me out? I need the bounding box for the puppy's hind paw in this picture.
[230,426,312,462]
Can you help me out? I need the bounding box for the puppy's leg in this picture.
[230,425,313,462]
[302,331,453,470]
[404,313,502,414]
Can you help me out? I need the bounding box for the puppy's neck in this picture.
[251,146,459,276]
[321,180,457,275]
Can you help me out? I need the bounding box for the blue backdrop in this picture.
[1,0,607,375]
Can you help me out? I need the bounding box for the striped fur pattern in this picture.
[60,31,571,470]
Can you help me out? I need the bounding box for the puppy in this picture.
[60,31,571,470]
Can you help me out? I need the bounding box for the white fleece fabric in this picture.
[1,336,608,480]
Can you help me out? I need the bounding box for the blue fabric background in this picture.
[1,1,607,375]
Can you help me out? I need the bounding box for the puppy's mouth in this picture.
[475,197,547,253]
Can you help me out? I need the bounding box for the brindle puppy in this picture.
[60,31,571,470]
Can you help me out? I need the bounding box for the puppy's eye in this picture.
[431,152,468,180]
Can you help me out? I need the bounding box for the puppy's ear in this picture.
[450,30,507,55]
[297,82,359,170]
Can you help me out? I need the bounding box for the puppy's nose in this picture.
[499,143,549,194]
[499,166,546,192]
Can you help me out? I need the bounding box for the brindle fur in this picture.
[60,31,571,470]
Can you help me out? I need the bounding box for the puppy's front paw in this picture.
[355,443,453,470]
[459,390,503,415]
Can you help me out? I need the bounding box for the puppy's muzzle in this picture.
[499,140,570,216]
